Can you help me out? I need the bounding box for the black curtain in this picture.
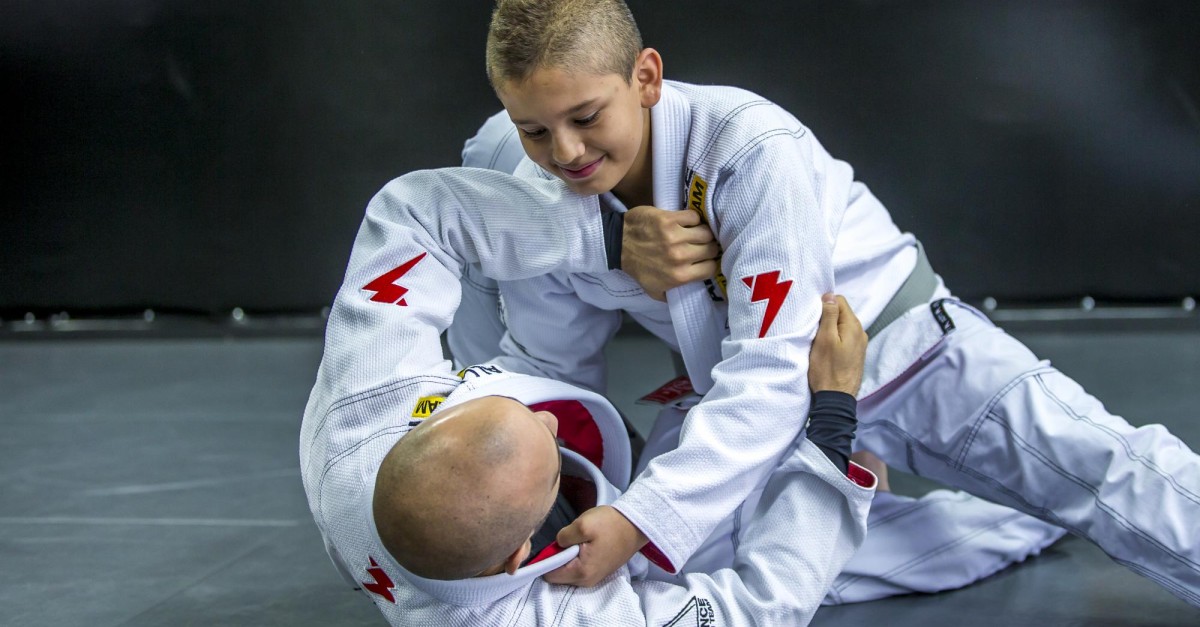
[4,0,1198,314]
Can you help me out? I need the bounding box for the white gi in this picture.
[472,81,1200,607]
[456,109,1068,603]
[299,169,875,625]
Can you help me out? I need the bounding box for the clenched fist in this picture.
[621,205,721,301]
[808,294,868,396]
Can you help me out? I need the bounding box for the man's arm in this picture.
[304,168,609,430]
[446,111,528,367]
[489,272,624,393]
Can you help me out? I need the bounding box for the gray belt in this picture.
[669,243,937,378]
[865,242,938,339]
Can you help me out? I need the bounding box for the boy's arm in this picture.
[553,132,847,582]
[630,438,874,626]
[523,431,875,626]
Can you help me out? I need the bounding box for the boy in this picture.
[456,108,1067,604]
[477,0,1200,606]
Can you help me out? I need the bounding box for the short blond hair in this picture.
[486,0,643,88]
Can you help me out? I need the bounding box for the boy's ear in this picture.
[634,48,663,108]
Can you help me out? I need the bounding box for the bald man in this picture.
[373,395,564,580]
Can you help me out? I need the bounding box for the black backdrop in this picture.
[3,0,1198,315]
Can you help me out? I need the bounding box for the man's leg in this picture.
[856,300,1200,607]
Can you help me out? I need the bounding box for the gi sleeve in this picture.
[307,167,609,416]
[614,132,847,570]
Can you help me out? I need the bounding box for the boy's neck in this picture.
[610,108,654,209]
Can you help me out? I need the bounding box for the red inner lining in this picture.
[528,400,603,469]
[847,462,878,489]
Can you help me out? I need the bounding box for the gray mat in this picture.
[1,326,1196,625]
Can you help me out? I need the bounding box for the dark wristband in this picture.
[605,211,624,271]
[806,390,858,474]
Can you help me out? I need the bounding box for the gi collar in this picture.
[439,367,632,490]
[374,448,624,607]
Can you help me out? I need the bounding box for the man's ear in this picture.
[634,48,663,108]
[503,538,533,575]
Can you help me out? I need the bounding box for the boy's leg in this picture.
[857,300,1200,607]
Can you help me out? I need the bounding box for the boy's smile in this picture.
[495,50,663,206]
[558,156,605,181]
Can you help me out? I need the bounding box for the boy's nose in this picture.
[551,133,586,166]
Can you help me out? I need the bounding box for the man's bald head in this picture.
[373,396,561,580]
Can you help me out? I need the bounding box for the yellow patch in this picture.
[688,175,709,218]
[686,173,727,298]
[411,395,445,418]
[713,273,728,295]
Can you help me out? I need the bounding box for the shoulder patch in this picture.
[361,556,396,604]
[456,364,505,379]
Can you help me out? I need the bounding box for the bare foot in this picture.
[850,450,890,492]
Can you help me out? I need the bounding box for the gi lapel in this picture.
[655,83,726,394]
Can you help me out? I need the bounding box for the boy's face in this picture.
[496,51,662,199]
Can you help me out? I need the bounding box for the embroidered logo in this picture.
[665,596,717,626]
[362,556,396,603]
[685,172,727,301]
[930,299,956,334]
[456,364,505,379]
[411,395,445,418]
[741,270,793,338]
[363,252,427,306]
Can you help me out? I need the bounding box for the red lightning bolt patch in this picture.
[362,556,396,603]
[741,270,793,338]
[363,252,427,306]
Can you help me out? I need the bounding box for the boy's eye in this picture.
[520,128,547,140]
[575,111,600,126]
